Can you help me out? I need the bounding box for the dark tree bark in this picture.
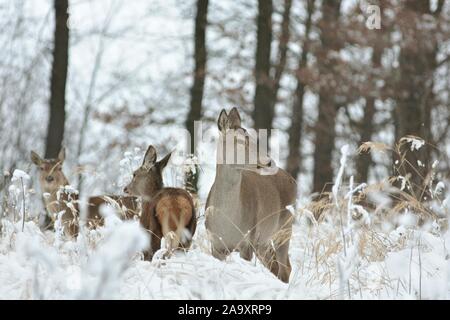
[252,0,273,131]
[271,0,292,110]
[286,0,314,180]
[312,0,342,195]
[45,0,69,159]
[393,0,441,200]
[185,0,209,194]
[356,43,383,183]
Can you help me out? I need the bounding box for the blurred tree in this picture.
[252,0,273,131]
[271,0,292,113]
[355,2,386,184]
[45,0,69,159]
[393,0,446,200]
[312,0,342,195]
[286,0,314,180]
[185,0,209,195]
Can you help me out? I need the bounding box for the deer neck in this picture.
[143,181,164,202]
[215,164,243,188]
[42,175,71,211]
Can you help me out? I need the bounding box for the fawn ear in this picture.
[217,109,228,132]
[157,151,172,171]
[58,147,66,163]
[143,145,157,169]
[228,107,241,129]
[31,151,43,166]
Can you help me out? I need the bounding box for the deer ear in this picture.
[228,107,241,129]
[143,145,157,168]
[217,109,228,132]
[58,147,66,163]
[157,152,172,171]
[31,151,42,165]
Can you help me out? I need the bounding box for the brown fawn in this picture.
[31,148,139,238]
[123,145,197,260]
[31,148,79,237]
[205,108,297,283]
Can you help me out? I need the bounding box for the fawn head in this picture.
[123,145,172,200]
[31,148,68,193]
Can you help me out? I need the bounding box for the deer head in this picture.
[31,148,68,194]
[123,145,172,200]
[216,107,272,168]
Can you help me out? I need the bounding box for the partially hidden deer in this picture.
[31,148,140,238]
[123,145,197,260]
[31,148,79,237]
[205,108,297,283]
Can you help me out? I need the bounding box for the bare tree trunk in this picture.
[286,0,314,180]
[312,0,342,195]
[393,0,440,200]
[185,0,209,195]
[271,0,292,109]
[45,0,69,159]
[356,44,383,183]
[252,0,273,131]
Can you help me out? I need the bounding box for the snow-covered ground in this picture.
[1,207,449,300]
[1,143,449,300]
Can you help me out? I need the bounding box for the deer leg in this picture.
[258,245,280,281]
[274,210,293,283]
[274,241,292,283]
[210,237,230,261]
[239,245,253,262]
[143,229,162,261]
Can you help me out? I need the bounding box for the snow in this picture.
[404,137,426,152]
[1,198,450,299]
[11,169,30,182]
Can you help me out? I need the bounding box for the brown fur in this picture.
[206,108,296,283]
[31,149,140,238]
[31,148,79,238]
[124,145,197,260]
[140,188,196,260]
[84,195,140,227]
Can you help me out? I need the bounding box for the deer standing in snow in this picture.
[205,108,296,283]
[123,145,197,260]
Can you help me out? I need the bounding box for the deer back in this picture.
[85,195,140,227]
[206,165,296,247]
[141,188,196,237]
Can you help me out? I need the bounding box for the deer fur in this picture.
[31,148,79,237]
[84,195,140,227]
[205,108,297,283]
[31,149,140,238]
[124,145,197,260]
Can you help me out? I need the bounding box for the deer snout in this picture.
[123,186,129,194]
[46,176,54,182]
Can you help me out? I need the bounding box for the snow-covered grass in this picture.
[0,143,449,300]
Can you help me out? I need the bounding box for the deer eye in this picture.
[40,167,45,171]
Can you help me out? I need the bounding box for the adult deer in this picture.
[31,148,139,237]
[205,108,296,283]
[124,145,197,260]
